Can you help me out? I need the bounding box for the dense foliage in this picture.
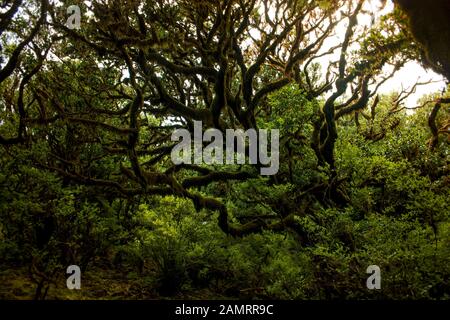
[0,0,449,299]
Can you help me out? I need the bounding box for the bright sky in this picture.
[370,1,446,106]
[380,62,446,106]
[257,0,447,107]
[322,0,447,107]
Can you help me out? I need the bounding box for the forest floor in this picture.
[0,267,227,300]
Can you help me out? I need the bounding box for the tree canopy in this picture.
[0,0,449,300]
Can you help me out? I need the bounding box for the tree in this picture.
[1,0,449,300]
[1,0,422,236]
